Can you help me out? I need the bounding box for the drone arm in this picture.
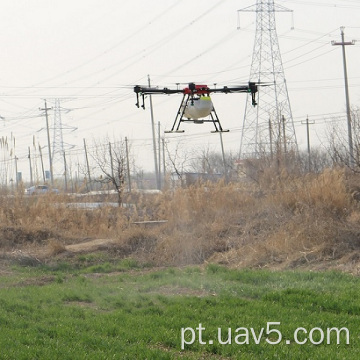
[134,86,183,109]
[208,82,257,94]
[220,85,251,94]
[134,86,182,95]
[140,88,179,95]
[210,82,258,106]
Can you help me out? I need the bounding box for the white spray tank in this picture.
[183,95,213,121]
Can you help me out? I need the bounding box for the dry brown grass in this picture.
[206,168,360,270]
[1,168,360,271]
[146,168,360,269]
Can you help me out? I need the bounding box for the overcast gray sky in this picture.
[0,0,359,181]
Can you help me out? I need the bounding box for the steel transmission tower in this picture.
[239,0,298,158]
[51,99,76,178]
[52,99,65,172]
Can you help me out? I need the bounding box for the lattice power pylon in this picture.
[51,99,76,178]
[51,99,65,173]
[239,0,298,158]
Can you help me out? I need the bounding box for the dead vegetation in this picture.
[1,167,360,272]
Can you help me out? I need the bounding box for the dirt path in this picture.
[65,238,117,253]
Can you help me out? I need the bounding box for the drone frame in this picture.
[134,82,259,133]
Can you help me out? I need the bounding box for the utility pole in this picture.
[38,143,45,183]
[282,115,287,155]
[39,100,54,185]
[125,137,131,193]
[28,147,33,186]
[332,27,355,167]
[148,75,160,190]
[83,138,92,191]
[301,116,315,172]
[158,121,161,189]
[219,131,228,182]
[76,159,80,192]
[109,142,114,179]
[63,151,68,191]
[268,117,273,160]
[14,156,18,188]
[162,137,166,185]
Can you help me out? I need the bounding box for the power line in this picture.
[284,0,360,9]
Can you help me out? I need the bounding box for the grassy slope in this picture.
[0,262,359,359]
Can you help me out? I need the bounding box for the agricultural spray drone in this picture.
[134,82,260,133]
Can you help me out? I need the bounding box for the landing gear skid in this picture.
[165,94,229,133]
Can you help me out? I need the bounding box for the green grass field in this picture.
[0,259,359,359]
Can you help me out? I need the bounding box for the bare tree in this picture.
[298,147,333,173]
[90,137,127,205]
[165,139,192,187]
[189,146,238,181]
[327,107,360,171]
[190,147,221,174]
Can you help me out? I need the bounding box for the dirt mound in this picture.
[65,238,118,253]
